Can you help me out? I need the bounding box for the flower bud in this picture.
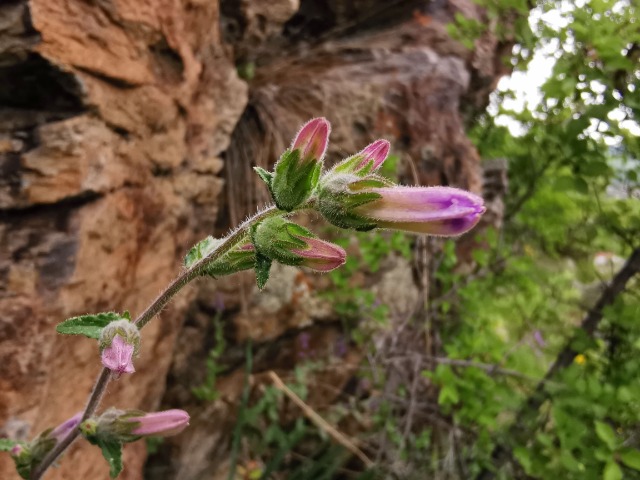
[127,410,190,437]
[99,319,140,377]
[49,412,83,444]
[269,117,331,211]
[81,408,190,444]
[291,117,331,163]
[11,413,82,479]
[332,139,391,175]
[252,217,346,272]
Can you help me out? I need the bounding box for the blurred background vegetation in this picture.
[208,1,640,479]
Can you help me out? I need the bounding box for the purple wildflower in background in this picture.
[334,335,348,358]
[298,332,311,359]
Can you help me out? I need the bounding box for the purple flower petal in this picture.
[354,186,485,236]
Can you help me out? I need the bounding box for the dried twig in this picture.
[267,371,374,468]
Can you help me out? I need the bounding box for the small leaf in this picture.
[184,236,219,268]
[56,312,123,339]
[0,439,17,451]
[603,459,623,480]
[595,421,618,450]
[619,448,640,470]
[97,438,123,478]
[255,253,272,290]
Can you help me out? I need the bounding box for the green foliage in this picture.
[432,0,640,478]
[56,312,127,340]
[192,312,226,401]
[231,361,372,479]
[0,439,17,452]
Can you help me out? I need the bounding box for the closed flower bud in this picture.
[269,117,331,211]
[81,408,190,444]
[252,217,346,272]
[126,410,190,437]
[11,413,82,479]
[99,319,140,377]
[332,139,391,175]
[49,413,83,444]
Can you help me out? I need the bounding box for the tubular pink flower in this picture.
[354,186,486,236]
[291,117,331,163]
[128,410,190,437]
[101,334,135,376]
[291,237,347,272]
[355,139,390,172]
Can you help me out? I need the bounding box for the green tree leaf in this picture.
[56,312,124,339]
[619,448,640,470]
[595,421,618,450]
[603,459,622,480]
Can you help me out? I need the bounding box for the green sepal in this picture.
[253,166,273,187]
[270,149,320,211]
[252,217,314,267]
[316,187,381,232]
[0,439,17,452]
[97,438,124,478]
[56,312,124,340]
[255,252,272,290]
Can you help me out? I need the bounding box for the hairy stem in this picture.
[31,205,281,480]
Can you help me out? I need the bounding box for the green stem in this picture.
[31,205,282,480]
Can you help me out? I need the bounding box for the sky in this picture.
[489,1,640,141]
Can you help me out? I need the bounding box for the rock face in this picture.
[0,0,510,479]
[0,1,246,478]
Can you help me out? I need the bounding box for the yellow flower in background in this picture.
[574,354,586,365]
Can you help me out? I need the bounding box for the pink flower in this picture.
[291,117,331,163]
[291,237,347,272]
[127,410,190,437]
[101,335,135,376]
[353,186,485,236]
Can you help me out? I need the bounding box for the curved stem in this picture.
[31,205,282,479]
